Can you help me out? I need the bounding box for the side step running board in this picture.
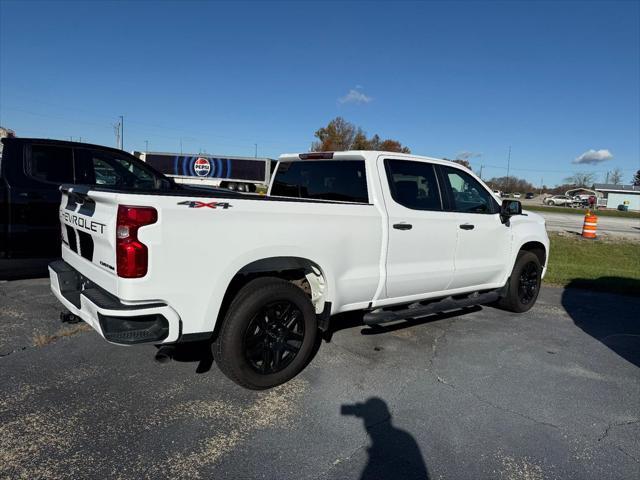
[363,290,501,325]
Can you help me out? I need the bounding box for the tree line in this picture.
[310,117,639,190]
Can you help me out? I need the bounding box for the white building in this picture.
[594,183,640,212]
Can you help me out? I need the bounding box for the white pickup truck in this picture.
[50,150,549,389]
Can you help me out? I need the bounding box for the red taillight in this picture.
[116,205,157,278]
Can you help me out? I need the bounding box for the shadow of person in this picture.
[342,397,429,480]
[561,278,640,367]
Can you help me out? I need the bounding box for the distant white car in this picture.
[513,192,521,199]
[544,195,571,206]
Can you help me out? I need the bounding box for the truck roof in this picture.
[278,150,465,170]
[134,151,274,161]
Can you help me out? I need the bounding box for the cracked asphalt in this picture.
[1,279,639,480]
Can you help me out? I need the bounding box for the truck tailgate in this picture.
[59,186,120,295]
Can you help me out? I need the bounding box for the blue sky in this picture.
[1,0,638,186]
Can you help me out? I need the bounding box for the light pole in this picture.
[254,143,258,158]
[506,146,511,192]
[145,140,149,152]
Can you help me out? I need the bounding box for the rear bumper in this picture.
[49,260,181,345]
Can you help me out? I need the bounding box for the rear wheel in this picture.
[496,251,542,313]
[213,277,317,389]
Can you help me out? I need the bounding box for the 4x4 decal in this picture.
[177,200,232,209]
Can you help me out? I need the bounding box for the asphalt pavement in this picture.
[525,210,640,240]
[1,279,639,480]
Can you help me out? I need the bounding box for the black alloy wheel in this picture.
[213,277,318,389]
[518,261,539,305]
[243,301,305,374]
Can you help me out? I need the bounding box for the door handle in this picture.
[459,224,475,230]
[393,223,413,230]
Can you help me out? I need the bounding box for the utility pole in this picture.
[506,146,511,192]
[179,137,183,154]
[479,164,484,180]
[145,140,149,152]
[540,177,543,195]
[119,115,124,150]
[605,171,609,184]
[254,143,258,158]
[113,121,121,149]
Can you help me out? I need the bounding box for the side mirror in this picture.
[500,199,522,223]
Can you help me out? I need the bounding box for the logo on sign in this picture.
[194,157,211,177]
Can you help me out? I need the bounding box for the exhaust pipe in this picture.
[155,345,175,364]
[60,311,81,324]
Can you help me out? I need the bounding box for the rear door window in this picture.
[271,160,369,203]
[27,144,75,184]
[384,159,442,211]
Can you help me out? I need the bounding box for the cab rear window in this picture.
[271,160,368,203]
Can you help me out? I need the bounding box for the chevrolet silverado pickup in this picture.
[49,150,549,389]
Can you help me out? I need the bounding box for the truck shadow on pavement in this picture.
[562,278,640,368]
[341,397,430,480]
[169,341,215,373]
[168,306,483,375]
[324,306,482,342]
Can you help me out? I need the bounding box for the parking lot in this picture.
[1,278,638,480]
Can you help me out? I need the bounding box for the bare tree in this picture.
[634,169,640,186]
[609,168,623,185]
[485,176,534,193]
[564,172,596,187]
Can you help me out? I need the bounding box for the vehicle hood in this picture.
[522,210,545,225]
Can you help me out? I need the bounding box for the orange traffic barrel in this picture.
[582,211,598,238]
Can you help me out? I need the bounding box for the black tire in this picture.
[496,251,542,313]
[213,277,317,390]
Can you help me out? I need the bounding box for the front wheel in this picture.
[213,277,318,389]
[496,251,542,313]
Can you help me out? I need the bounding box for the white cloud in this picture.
[338,87,372,105]
[456,151,482,160]
[573,149,613,165]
